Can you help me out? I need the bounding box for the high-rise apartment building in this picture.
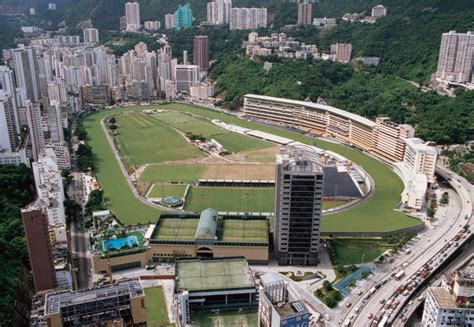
[0,65,20,132]
[21,206,57,292]
[165,14,176,29]
[207,0,232,25]
[33,148,66,225]
[11,45,40,102]
[297,1,312,25]
[193,35,209,70]
[144,20,161,31]
[175,64,200,91]
[174,4,193,30]
[332,42,352,63]
[26,101,45,161]
[371,5,387,18]
[0,91,18,152]
[274,146,324,266]
[230,7,267,30]
[47,102,64,144]
[83,28,99,44]
[436,31,474,85]
[125,2,141,31]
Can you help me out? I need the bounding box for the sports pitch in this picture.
[82,104,422,232]
[115,113,203,166]
[192,310,258,327]
[148,184,188,199]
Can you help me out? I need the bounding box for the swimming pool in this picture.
[103,235,139,251]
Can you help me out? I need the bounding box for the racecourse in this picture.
[82,103,421,232]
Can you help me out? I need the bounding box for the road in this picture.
[339,165,473,326]
[71,218,92,289]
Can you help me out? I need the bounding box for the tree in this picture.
[323,280,333,292]
[76,144,94,172]
[85,189,105,215]
[109,117,116,124]
[427,208,435,219]
[64,199,82,222]
[74,123,88,141]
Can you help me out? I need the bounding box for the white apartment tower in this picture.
[26,101,46,161]
[274,146,324,266]
[436,31,474,85]
[207,0,232,25]
[403,138,438,184]
[47,102,64,144]
[125,2,141,31]
[11,45,40,102]
[83,28,100,44]
[33,148,66,226]
[0,91,18,152]
[165,14,175,29]
[230,7,267,30]
[371,5,387,18]
[0,66,20,132]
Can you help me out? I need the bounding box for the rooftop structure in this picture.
[174,257,258,326]
[259,273,312,327]
[44,279,146,326]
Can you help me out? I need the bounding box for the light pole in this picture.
[361,254,365,266]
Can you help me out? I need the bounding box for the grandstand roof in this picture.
[175,258,256,292]
[245,94,376,128]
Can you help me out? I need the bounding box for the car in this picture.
[145,264,156,270]
[402,317,408,322]
[368,313,373,319]
[403,308,408,313]
[338,319,343,325]
[324,314,331,321]
[354,307,360,314]
[348,315,354,320]
[357,290,363,296]
[379,299,385,304]
[408,300,414,305]
[346,302,352,308]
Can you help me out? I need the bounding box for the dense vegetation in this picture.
[0,164,35,326]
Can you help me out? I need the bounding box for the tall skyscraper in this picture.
[207,0,232,25]
[11,45,40,102]
[297,1,312,25]
[0,91,18,151]
[83,28,99,44]
[47,102,64,144]
[26,101,45,161]
[0,66,20,132]
[174,4,193,30]
[436,31,474,85]
[274,146,324,266]
[125,2,141,31]
[21,206,57,292]
[229,7,267,30]
[193,35,209,70]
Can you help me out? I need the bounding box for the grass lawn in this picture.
[329,238,393,266]
[184,186,275,212]
[82,103,421,232]
[148,184,188,199]
[82,110,162,225]
[192,309,258,327]
[115,113,203,166]
[145,287,173,327]
[152,111,270,153]
[140,164,207,183]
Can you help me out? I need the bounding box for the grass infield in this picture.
[144,287,173,327]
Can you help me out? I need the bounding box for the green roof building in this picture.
[175,4,192,30]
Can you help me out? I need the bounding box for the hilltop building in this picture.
[297,1,312,25]
[436,31,474,86]
[125,2,140,31]
[230,7,267,30]
[175,4,193,30]
[207,0,232,25]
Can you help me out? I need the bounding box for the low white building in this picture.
[422,265,474,326]
[0,149,28,166]
[190,82,214,99]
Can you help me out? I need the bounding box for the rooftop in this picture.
[430,287,459,309]
[152,210,268,244]
[44,279,143,315]
[175,258,256,292]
